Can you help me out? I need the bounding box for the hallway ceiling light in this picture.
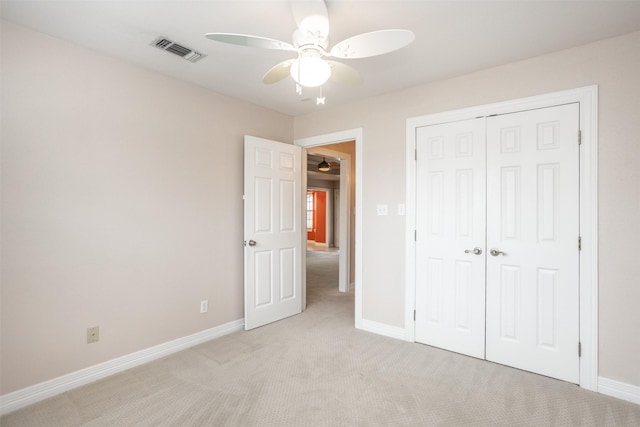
[318,158,330,172]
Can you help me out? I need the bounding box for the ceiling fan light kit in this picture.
[290,53,331,87]
[205,0,414,104]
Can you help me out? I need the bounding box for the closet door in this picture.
[415,118,486,359]
[485,104,580,383]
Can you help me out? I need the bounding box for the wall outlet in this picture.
[200,300,208,314]
[376,204,388,216]
[398,204,406,216]
[87,326,99,344]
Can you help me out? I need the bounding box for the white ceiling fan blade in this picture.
[263,59,295,84]
[326,60,363,85]
[291,0,329,43]
[205,33,295,51]
[329,29,415,59]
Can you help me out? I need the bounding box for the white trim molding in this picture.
[0,319,244,415]
[295,128,363,330]
[405,85,599,391]
[361,319,407,341]
[599,377,640,405]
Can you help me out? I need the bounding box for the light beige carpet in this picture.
[2,251,639,426]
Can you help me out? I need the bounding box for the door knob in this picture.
[248,240,257,247]
[464,247,483,255]
[490,248,506,256]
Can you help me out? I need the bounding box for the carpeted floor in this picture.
[2,251,639,426]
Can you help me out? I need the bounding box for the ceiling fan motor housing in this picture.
[292,28,328,51]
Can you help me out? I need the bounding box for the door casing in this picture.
[405,86,598,391]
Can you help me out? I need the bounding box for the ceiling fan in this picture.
[205,0,414,91]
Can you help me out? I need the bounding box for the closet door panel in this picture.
[485,103,580,384]
[415,118,486,359]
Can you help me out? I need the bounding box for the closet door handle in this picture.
[490,248,506,256]
[464,247,483,255]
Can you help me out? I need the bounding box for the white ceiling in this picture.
[3,1,640,116]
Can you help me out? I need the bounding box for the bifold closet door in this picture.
[415,118,486,359]
[485,103,580,383]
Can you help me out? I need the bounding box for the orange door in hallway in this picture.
[314,191,327,244]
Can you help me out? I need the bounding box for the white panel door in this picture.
[415,118,486,359]
[485,104,580,383]
[244,136,302,330]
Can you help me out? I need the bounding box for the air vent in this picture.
[152,37,206,63]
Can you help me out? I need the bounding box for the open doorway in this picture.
[306,188,335,252]
[306,153,340,253]
[305,145,353,295]
[295,128,362,329]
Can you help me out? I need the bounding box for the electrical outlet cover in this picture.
[87,326,99,344]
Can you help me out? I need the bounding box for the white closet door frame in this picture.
[405,85,598,391]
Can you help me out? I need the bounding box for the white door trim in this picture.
[295,128,363,329]
[405,86,598,391]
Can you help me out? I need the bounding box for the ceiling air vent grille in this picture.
[152,37,206,63]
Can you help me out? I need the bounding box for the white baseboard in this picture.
[0,319,244,415]
[361,319,406,341]
[598,376,640,405]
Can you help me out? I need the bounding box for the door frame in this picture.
[405,86,598,391]
[295,128,363,329]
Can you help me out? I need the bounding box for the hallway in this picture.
[305,250,351,311]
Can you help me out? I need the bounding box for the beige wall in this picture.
[0,21,293,394]
[294,31,640,387]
